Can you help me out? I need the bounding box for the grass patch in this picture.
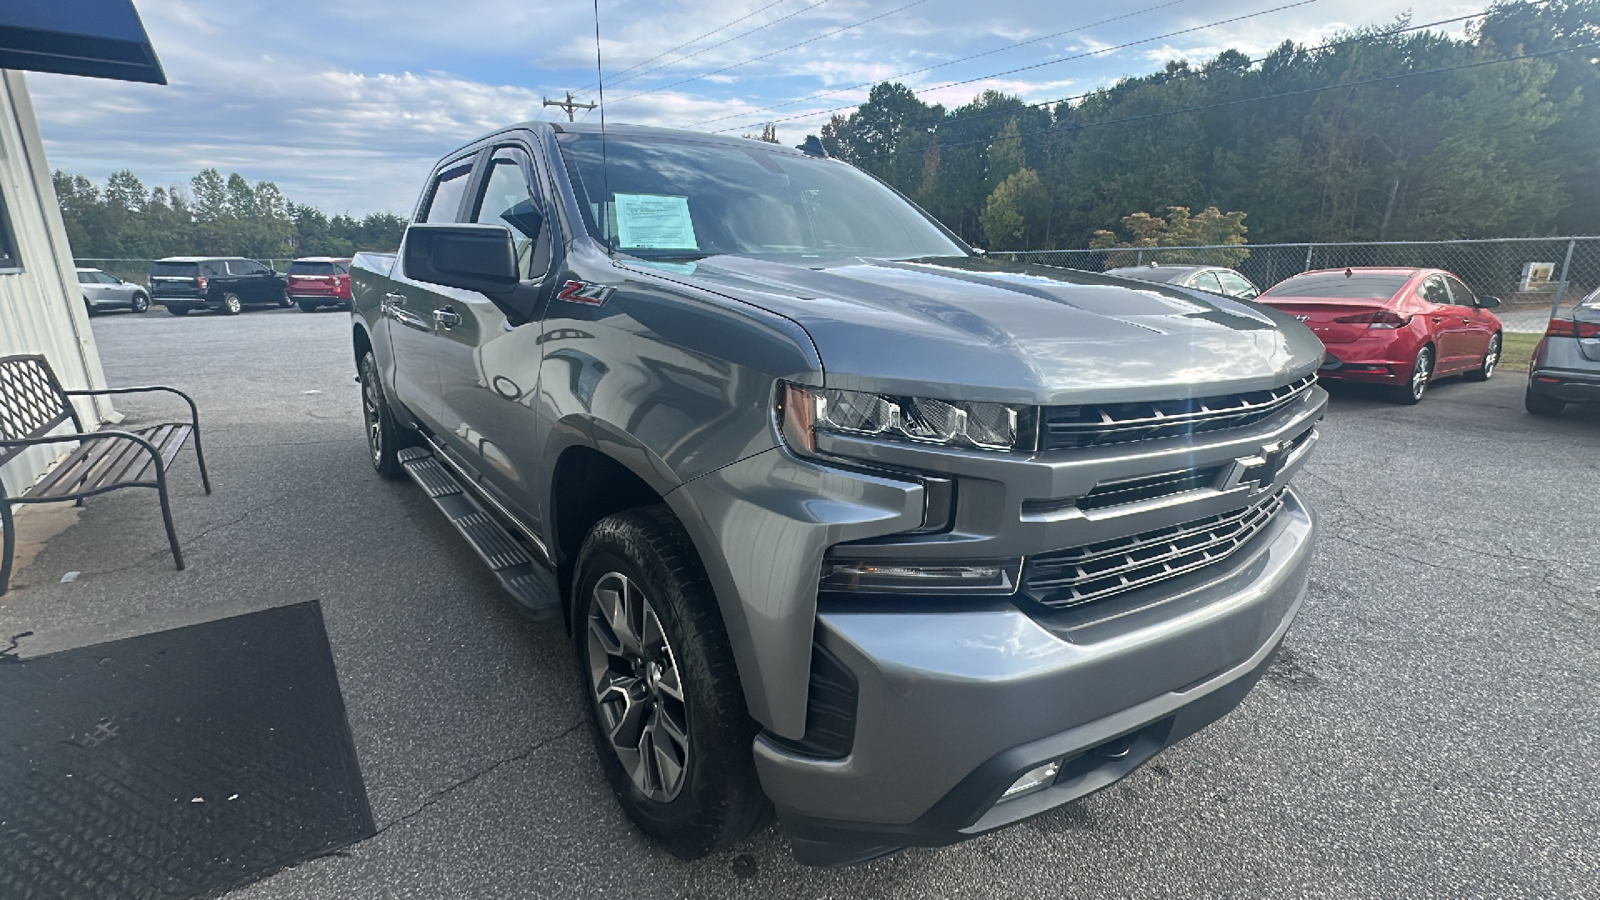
[1500,332,1541,373]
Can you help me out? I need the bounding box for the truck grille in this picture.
[1022,491,1286,609]
[1040,375,1316,450]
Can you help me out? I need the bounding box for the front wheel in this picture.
[359,350,408,479]
[574,506,766,860]
[1466,333,1500,382]
[220,292,243,315]
[131,293,149,313]
[1389,345,1433,405]
[1525,387,1565,417]
[278,288,292,308]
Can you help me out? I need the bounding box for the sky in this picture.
[28,0,1483,217]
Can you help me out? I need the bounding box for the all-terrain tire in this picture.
[573,505,766,859]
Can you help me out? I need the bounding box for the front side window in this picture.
[556,133,965,262]
[228,260,267,276]
[472,147,551,280]
[1190,271,1224,294]
[1443,275,1477,307]
[422,163,473,224]
[1216,270,1258,298]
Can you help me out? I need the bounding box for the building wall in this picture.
[0,69,113,498]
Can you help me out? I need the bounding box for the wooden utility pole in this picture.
[543,91,597,122]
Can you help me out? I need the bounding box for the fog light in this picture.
[1001,761,1061,800]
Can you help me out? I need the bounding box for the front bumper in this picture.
[756,489,1315,862]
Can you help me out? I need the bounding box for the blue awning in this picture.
[0,0,165,85]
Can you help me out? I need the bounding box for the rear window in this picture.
[1263,273,1411,300]
[288,261,340,275]
[150,261,199,277]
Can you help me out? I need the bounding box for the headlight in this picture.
[778,382,1032,455]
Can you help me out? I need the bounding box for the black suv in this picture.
[149,257,290,315]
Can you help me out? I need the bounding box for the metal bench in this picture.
[1,354,211,595]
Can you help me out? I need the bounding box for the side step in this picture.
[397,447,561,622]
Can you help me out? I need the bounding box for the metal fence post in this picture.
[1303,244,1314,272]
[1550,239,1576,319]
[1136,248,1143,266]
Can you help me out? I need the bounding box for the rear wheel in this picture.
[297,301,318,313]
[1466,333,1500,382]
[1389,345,1433,405]
[359,350,408,479]
[1525,387,1565,416]
[574,506,765,860]
[168,305,189,316]
[220,293,243,315]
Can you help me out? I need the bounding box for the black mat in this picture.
[0,602,374,899]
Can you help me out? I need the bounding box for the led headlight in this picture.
[778,383,1032,455]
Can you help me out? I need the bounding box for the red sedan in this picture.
[1257,267,1503,404]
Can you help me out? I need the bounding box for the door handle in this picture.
[433,307,462,329]
[383,292,408,308]
[1433,316,1443,324]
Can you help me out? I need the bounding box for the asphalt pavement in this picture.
[3,305,1597,899]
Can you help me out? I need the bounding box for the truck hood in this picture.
[620,255,1323,405]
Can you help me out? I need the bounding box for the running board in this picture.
[397,446,561,621]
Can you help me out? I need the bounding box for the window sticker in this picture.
[614,193,698,250]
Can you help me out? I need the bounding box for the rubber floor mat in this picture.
[0,602,374,899]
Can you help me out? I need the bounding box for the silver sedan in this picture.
[77,267,150,314]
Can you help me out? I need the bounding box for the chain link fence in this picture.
[996,237,1600,331]
[72,259,297,289]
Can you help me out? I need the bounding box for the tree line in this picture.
[53,168,407,260]
[812,0,1599,251]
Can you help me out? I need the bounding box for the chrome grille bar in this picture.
[1042,376,1316,450]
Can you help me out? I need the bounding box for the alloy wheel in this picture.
[1482,335,1500,379]
[1410,347,1432,400]
[360,361,384,467]
[586,572,690,803]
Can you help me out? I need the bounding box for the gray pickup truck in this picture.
[350,121,1326,866]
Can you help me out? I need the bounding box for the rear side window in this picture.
[150,262,199,277]
[1263,273,1412,300]
[77,272,95,283]
[288,261,339,275]
[422,163,473,223]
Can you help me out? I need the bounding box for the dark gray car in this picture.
[76,267,149,314]
[1104,264,1261,299]
[351,122,1325,866]
[1527,286,1600,415]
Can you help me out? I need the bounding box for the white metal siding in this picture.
[0,70,113,499]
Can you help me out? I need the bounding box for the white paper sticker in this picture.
[614,194,698,250]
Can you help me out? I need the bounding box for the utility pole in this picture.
[543,91,597,122]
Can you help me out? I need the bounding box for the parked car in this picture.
[148,257,290,315]
[1103,264,1261,299]
[1256,267,1502,404]
[353,121,1325,866]
[76,267,149,314]
[287,257,353,311]
[1526,286,1600,416]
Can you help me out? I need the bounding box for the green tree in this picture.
[980,168,1049,251]
[1090,207,1250,265]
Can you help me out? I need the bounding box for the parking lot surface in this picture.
[3,307,1597,898]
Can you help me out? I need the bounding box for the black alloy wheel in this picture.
[359,351,408,479]
[131,293,150,314]
[573,506,766,860]
[220,292,243,315]
[1467,333,1501,382]
[1392,345,1433,405]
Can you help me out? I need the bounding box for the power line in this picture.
[816,7,1521,137]
[850,40,1600,161]
[686,0,1198,129]
[576,0,797,92]
[596,0,836,93]
[607,0,932,106]
[708,0,1320,133]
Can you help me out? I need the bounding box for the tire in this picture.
[359,350,409,479]
[1525,387,1565,417]
[573,506,766,860]
[278,288,293,308]
[220,292,243,315]
[1466,333,1500,382]
[1389,345,1433,405]
[130,293,150,314]
[168,305,189,316]
[297,301,318,313]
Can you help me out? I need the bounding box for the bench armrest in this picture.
[63,385,201,431]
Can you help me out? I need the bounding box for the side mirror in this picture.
[404,223,519,294]
[1242,287,1260,300]
[1478,296,1501,309]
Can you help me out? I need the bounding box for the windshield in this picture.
[556,133,965,261]
[1263,272,1411,300]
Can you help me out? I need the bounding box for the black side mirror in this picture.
[404,223,519,295]
[1478,296,1501,309]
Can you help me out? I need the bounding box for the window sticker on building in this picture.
[614,194,697,250]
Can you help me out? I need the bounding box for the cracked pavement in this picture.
[2,308,1596,898]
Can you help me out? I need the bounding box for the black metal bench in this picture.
[1,354,211,595]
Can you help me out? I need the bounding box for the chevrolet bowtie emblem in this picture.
[1220,440,1288,494]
